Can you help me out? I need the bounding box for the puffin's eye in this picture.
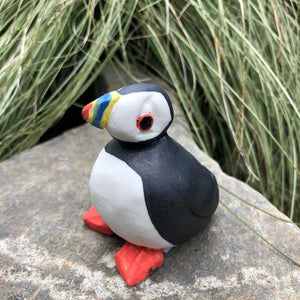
[136,114,154,131]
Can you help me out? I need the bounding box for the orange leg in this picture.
[115,242,164,286]
[82,206,113,235]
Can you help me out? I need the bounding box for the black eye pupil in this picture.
[140,116,152,130]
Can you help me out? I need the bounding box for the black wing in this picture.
[105,135,219,245]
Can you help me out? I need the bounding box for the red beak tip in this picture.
[82,103,92,121]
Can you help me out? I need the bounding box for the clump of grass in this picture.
[125,0,300,222]
[0,0,137,160]
[0,0,299,223]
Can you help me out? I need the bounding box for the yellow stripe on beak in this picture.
[87,102,96,124]
[100,91,120,129]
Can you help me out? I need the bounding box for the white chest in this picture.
[89,149,173,249]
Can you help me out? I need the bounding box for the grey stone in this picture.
[0,66,299,300]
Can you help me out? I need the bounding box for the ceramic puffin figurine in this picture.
[82,83,219,286]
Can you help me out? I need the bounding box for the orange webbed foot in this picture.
[115,242,164,286]
[82,206,113,235]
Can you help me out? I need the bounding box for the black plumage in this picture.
[105,134,219,245]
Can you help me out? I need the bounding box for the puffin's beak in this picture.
[82,91,120,129]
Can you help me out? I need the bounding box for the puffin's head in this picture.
[82,83,174,143]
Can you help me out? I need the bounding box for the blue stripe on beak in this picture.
[92,93,111,128]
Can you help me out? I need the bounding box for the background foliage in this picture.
[0,0,299,222]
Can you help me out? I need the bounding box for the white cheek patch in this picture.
[141,96,170,135]
[107,92,172,143]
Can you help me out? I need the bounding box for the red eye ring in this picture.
[136,113,154,131]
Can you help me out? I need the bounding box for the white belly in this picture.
[89,149,173,249]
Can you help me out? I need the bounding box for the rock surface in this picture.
[0,66,299,300]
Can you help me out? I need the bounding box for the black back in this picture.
[105,134,219,245]
[105,135,219,245]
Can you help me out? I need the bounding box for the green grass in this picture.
[0,0,137,160]
[0,0,299,228]
[126,0,300,223]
